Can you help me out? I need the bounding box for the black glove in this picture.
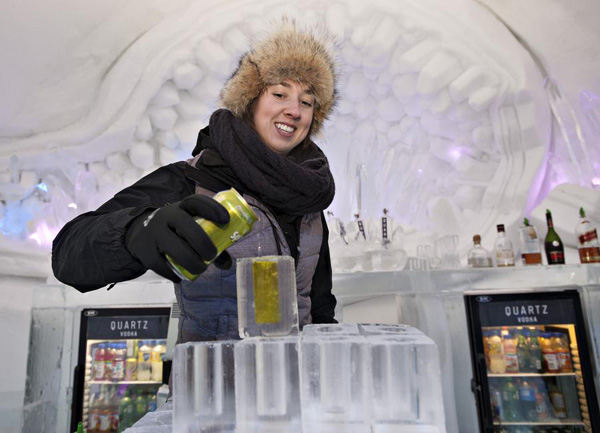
[126,194,233,282]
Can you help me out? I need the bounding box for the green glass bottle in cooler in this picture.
[117,389,134,433]
[166,188,258,281]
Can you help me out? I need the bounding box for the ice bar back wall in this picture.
[1,0,600,274]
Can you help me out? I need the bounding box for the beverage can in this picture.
[166,188,258,281]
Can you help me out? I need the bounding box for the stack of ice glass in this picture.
[173,256,446,433]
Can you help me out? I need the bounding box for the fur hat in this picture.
[219,18,338,136]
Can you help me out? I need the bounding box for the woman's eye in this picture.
[273,93,284,98]
[302,100,313,108]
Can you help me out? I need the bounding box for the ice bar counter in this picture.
[172,323,446,433]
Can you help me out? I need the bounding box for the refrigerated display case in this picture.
[465,288,599,433]
[70,307,170,433]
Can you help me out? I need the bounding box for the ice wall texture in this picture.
[0,0,594,273]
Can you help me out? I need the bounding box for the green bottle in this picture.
[528,330,543,373]
[134,391,148,424]
[544,209,565,264]
[500,379,521,421]
[118,389,134,433]
[517,329,532,373]
[74,421,86,433]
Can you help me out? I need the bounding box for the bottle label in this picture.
[548,251,564,263]
[504,353,519,372]
[557,352,571,371]
[579,229,598,245]
[543,353,559,371]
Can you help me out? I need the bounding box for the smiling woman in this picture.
[252,81,315,155]
[52,17,340,360]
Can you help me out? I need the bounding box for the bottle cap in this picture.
[523,217,530,226]
[580,207,586,218]
[496,224,505,232]
[473,234,481,243]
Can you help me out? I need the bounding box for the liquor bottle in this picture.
[467,235,493,268]
[576,207,600,263]
[494,224,515,267]
[545,209,565,265]
[520,218,543,265]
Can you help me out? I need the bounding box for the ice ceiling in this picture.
[0,0,597,271]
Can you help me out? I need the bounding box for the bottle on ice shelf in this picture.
[545,209,565,265]
[488,330,506,374]
[494,224,516,267]
[576,207,600,263]
[503,331,519,373]
[519,218,543,265]
[529,329,544,373]
[137,340,153,381]
[468,234,493,268]
[552,332,573,373]
[93,343,107,381]
[540,332,560,373]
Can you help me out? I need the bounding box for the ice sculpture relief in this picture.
[0,0,552,271]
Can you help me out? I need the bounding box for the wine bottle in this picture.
[545,209,565,265]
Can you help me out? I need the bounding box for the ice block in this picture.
[172,341,236,433]
[234,336,301,433]
[301,333,371,433]
[236,256,299,338]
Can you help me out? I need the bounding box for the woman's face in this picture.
[252,81,314,155]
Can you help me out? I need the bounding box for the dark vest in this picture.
[173,186,323,343]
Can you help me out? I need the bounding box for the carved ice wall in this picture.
[0,0,562,273]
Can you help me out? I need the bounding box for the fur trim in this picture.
[219,18,338,136]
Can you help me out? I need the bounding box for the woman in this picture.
[52,19,339,343]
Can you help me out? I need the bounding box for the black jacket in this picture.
[52,161,337,323]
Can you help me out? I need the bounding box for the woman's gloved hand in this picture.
[126,194,232,282]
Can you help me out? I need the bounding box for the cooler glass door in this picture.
[465,288,600,433]
[71,307,170,433]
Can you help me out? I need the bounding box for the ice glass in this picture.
[172,341,236,433]
[236,256,299,338]
[302,323,361,336]
[367,334,446,433]
[234,337,301,433]
[300,330,371,433]
[359,323,424,336]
